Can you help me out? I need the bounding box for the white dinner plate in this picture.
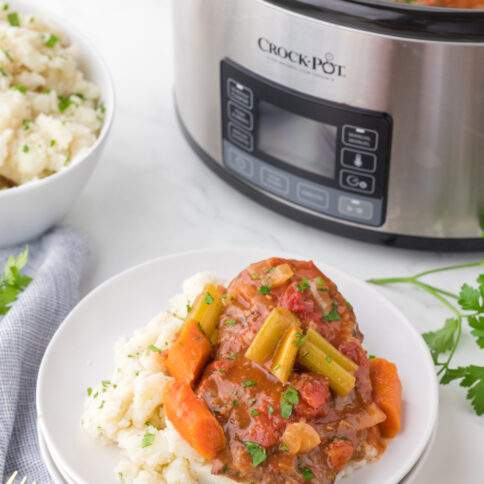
[37,421,67,484]
[37,248,438,484]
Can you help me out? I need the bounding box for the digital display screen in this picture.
[258,101,337,179]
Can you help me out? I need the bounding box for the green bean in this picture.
[245,308,298,364]
[271,326,301,383]
[306,329,358,373]
[298,341,356,397]
[188,284,224,337]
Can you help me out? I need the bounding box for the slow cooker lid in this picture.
[266,0,484,41]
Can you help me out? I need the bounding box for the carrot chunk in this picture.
[369,358,402,438]
[163,380,226,459]
[165,321,212,385]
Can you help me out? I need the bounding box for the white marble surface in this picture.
[37,0,484,482]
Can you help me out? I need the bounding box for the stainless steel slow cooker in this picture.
[172,0,484,250]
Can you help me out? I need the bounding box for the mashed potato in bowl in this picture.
[0,3,104,188]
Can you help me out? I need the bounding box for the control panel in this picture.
[221,60,392,227]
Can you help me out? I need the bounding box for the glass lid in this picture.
[266,0,484,40]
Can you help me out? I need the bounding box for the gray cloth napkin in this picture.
[0,227,89,483]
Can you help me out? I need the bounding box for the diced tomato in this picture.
[326,439,354,472]
[243,411,283,448]
[280,283,320,324]
[292,373,330,418]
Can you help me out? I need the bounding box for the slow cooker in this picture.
[172,0,484,251]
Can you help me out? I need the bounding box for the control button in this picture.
[228,101,254,131]
[260,167,290,196]
[341,148,377,173]
[228,123,254,151]
[226,148,254,179]
[339,170,375,195]
[227,78,254,109]
[338,196,374,221]
[343,125,379,151]
[296,183,329,210]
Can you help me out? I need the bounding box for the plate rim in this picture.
[36,247,439,484]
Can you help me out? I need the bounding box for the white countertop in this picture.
[41,0,483,482]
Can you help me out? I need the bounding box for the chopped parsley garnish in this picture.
[259,285,271,295]
[2,4,9,11]
[7,12,19,27]
[50,139,56,147]
[141,431,155,448]
[22,144,29,153]
[225,319,237,326]
[299,466,315,480]
[22,119,31,130]
[98,400,105,409]
[0,66,6,76]
[12,84,27,94]
[186,303,192,313]
[249,408,259,417]
[101,380,111,389]
[325,355,333,364]
[297,277,310,292]
[280,387,299,419]
[87,387,92,397]
[204,292,214,305]
[226,352,238,360]
[368,354,376,360]
[268,405,274,415]
[232,399,238,408]
[324,304,341,322]
[294,331,307,347]
[242,379,257,388]
[58,95,72,112]
[44,34,59,48]
[147,344,162,353]
[315,276,326,290]
[244,441,267,467]
[221,464,228,473]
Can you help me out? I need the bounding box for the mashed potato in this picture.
[81,272,235,484]
[82,272,375,483]
[0,4,104,187]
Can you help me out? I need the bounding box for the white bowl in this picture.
[0,1,114,248]
[37,248,438,484]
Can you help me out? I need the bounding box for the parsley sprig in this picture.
[369,260,484,415]
[0,247,32,315]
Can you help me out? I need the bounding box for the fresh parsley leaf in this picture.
[225,319,237,326]
[58,95,72,113]
[7,11,19,26]
[441,365,484,416]
[204,292,214,304]
[469,316,484,349]
[422,318,459,364]
[294,331,307,347]
[259,285,271,295]
[141,431,155,448]
[44,34,59,48]
[314,276,326,290]
[244,441,267,467]
[242,379,256,388]
[299,467,315,480]
[297,277,310,292]
[87,387,92,397]
[459,283,482,311]
[0,247,32,316]
[281,387,299,419]
[249,408,259,417]
[324,304,341,322]
[12,83,27,94]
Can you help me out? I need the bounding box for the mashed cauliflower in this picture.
[0,4,104,187]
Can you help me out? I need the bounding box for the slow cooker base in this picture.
[176,106,484,253]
